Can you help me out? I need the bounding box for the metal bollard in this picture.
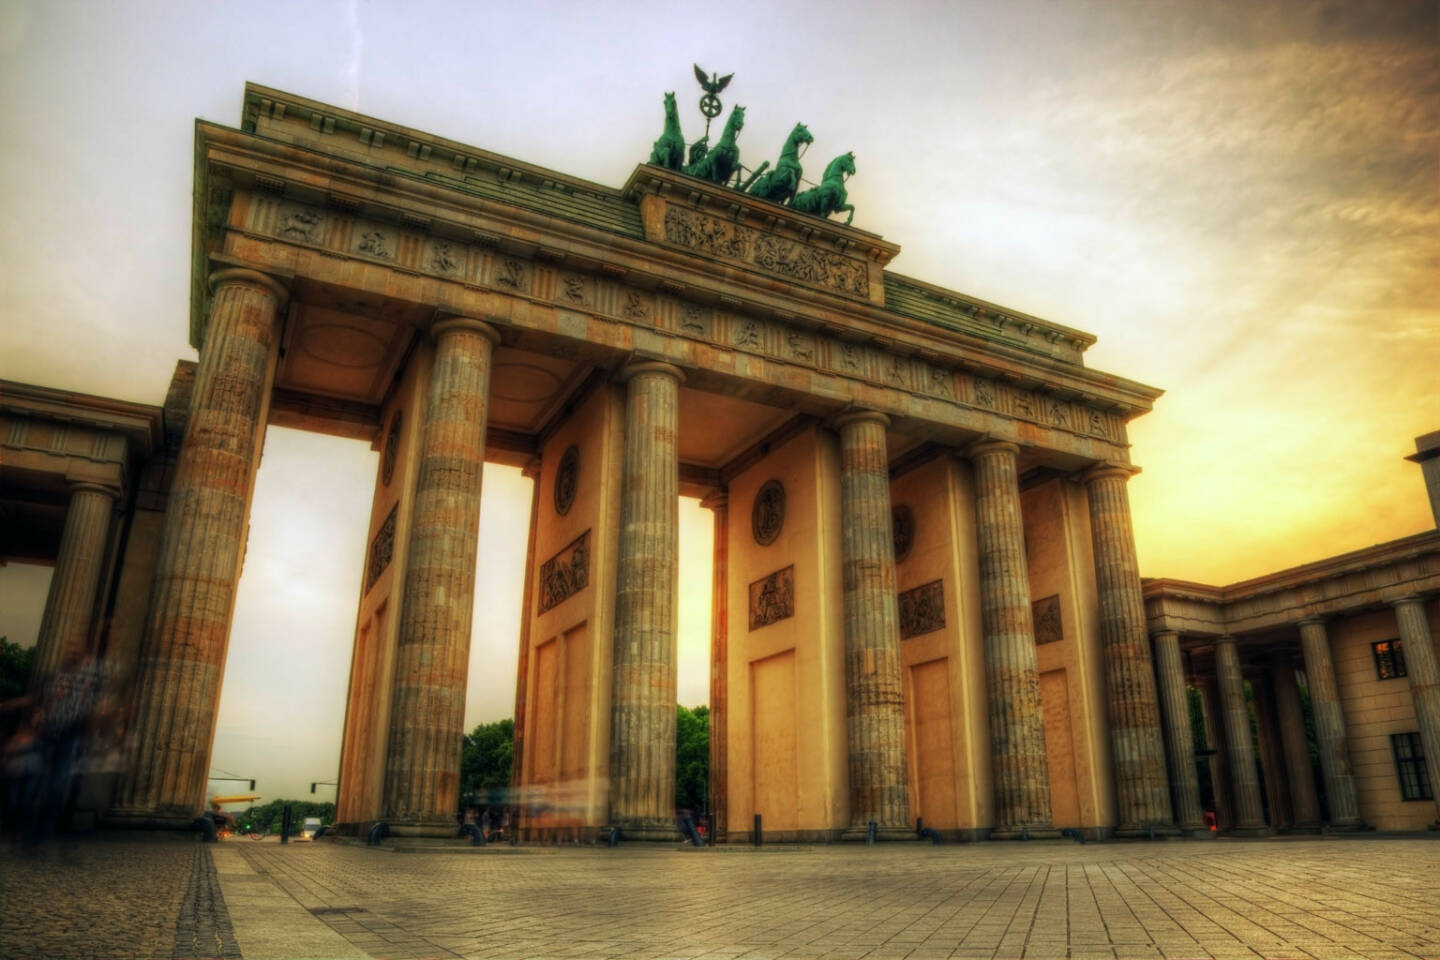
[754,813,762,847]
[281,804,291,844]
[707,812,717,846]
[608,826,620,847]
[866,820,877,845]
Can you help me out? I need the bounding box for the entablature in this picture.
[1143,530,1440,639]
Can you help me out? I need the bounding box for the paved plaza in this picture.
[1,836,1438,960]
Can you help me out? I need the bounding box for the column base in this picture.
[1180,827,1218,839]
[1224,824,1275,837]
[840,824,918,842]
[1114,824,1183,839]
[990,825,1062,841]
[385,817,461,839]
[610,818,682,842]
[1281,820,1324,835]
[1319,820,1371,833]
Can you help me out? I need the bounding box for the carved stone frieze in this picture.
[662,206,868,297]
[752,479,785,546]
[899,579,945,639]
[382,410,402,487]
[749,565,795,630]
[538,529,590,614]
[554,445,579,516]
[246,199,1129,451]
[366,504,398,591]
[1033,594,1063,645]
[892,504,915,563]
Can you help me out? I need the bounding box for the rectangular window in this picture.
[1372,640,1407,680]
[1391,732,1432,802]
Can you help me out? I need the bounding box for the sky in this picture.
[0,0,1435,802]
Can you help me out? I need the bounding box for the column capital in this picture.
[1296,616,1327,628]
[615,359,686,386]
[1077,460,1141,485]
[1388,594,1426,610]
[830,409,890,432]
[1215,634,1238,647]
[699,489,728,511]
[1152,628,1180,641]
[68,481,120,501]
[430,315,502,346]
[207,267,290,304]
[964,436,1020,461]
[521,456,542,480]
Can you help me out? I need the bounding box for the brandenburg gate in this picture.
[101,82,1190,841]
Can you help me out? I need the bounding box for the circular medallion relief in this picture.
[554,445,580,516]
[382,410,403,487]
[751,479,786,546]
[892,504,915,563]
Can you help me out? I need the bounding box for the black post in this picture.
[281,804,291,844]
[707,812,717,846]
[753,813,762,847]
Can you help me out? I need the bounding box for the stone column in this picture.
[701,490,729,841]
[381,317,500,836]
[967,439,1054,838]
[509,457,542,833]
[1297,617,1363,828]
[609,361,683,839]
[1082,464,1176,834]
[1270,655,1322,830]
[1151,631,1205,831]
[1391,596,1440,818]
[835,411,910,838]
[1199,676,1231,830]
[1252,674,1292,830]
[112,268,286,826]
[31,483,118,684]
[1214,636,1269,833]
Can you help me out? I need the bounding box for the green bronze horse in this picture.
[684,105,744,185]
[791,151,856,226]
[648,92,685,171]
[747,122,813,206]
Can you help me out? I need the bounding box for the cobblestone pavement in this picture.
[0,837,235,960]
[2,836,1439,959]
[233,837,1439,960]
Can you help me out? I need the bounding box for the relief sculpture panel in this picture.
[899,579,945,639]
[538,530,590,614]
[663,206,868,298]
[366,504,398,592]
[749,565,795,631]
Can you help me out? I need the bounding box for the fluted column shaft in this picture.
[1392,597,1440,818]
[1297,618,1361,827]
[509,458,542,830]
[1270,656,1321,827]
[837,412,910,833]
[969,440,1052,836]
[1199,677,1231,830]
[1084,466,1175,833]
[32,483,117,683]
[1214,636,1267,830]
[1151,631,1204,829]
[114,269,285,823]
[382,317,499,835]
[609,361,682,837]
[702,491,729,840]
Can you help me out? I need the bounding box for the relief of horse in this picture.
[791,151,856,226]
[747,122,813,206]
[648,92,685,171]
[684,105,744,185]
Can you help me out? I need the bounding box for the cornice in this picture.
[0,380,164,457]
[194,122,1162,426]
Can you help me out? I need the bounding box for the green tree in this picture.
[0,637,34,701]
[676,704,709,812]
[238,799,336,834]
[460,717,514,805]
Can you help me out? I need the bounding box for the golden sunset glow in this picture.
[0,0,1434,801]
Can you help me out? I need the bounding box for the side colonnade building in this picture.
[7,84,1431,842]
